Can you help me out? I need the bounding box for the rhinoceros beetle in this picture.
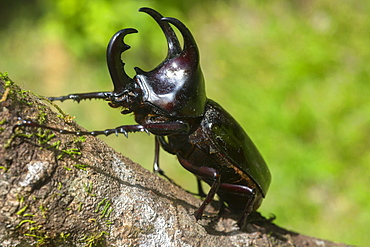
[14,7,271,228]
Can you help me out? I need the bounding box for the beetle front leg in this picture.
[14,120,148,137]
[14,120,189,137]
[47,91,113,103]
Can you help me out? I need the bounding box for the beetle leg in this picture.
[196,179,207,198]
[153,136,163,174]
[157,136,175,154]
[194,168,220,220]
[155,136,205,197]
[153,136,175,183]
[143,122,189,136]
[47,91,113,103]
[157,139,206,197]
[217,183,256,228]
[14,120,189,137]
[218,198,226,215]
[177,157,221,220]
[14,120,142,137]
[237,188,256,229]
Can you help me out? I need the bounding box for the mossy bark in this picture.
[0,76,351,246]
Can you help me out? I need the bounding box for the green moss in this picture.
[38,204,48,218]
[23,213,35,217]
[24,230,50,246]
[73,164,89,170]
[47,140,61,149]
[18,90,34,106]
[0,120,5,132]
[37,110,47,125]
[17,195,25,203]
[36,130,55,145]
[94,198,107,213]
[81,231,109,247]
[16,219,36,228]
[3,136,15,149]
[105,208,113,218]
[0,72,13,87]
[16,205,29,215]
[59,232,71,241]
[78,202,83,211]
[28,225,42,232]
[73,135,87,143]
[99,200,112,219]
[105,219,113,226]
[84,182,96,197]
[93,198,113,220]
[57,147,81,160]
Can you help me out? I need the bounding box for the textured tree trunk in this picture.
[0,76,351,246]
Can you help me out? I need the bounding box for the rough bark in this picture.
[0,75,351,246]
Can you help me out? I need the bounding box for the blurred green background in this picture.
[1,0,369,245]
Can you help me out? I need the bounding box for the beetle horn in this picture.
[161,17,200,68]
[131,11,206,117]
[106,28,138,96]
[139,7,182,59]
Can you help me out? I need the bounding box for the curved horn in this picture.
[161,17,200,66]
[106,28,138,96]
[139,7,181,59]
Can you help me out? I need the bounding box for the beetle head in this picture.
[107,8,206,117]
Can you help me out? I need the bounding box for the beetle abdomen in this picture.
[199,99,271,197]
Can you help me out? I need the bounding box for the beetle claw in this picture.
[124,132,129,138]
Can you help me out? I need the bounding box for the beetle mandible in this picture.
[15,7,271,228]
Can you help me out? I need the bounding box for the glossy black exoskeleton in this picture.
[15,8,271,228]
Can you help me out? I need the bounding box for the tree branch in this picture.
[0,76,350,246]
